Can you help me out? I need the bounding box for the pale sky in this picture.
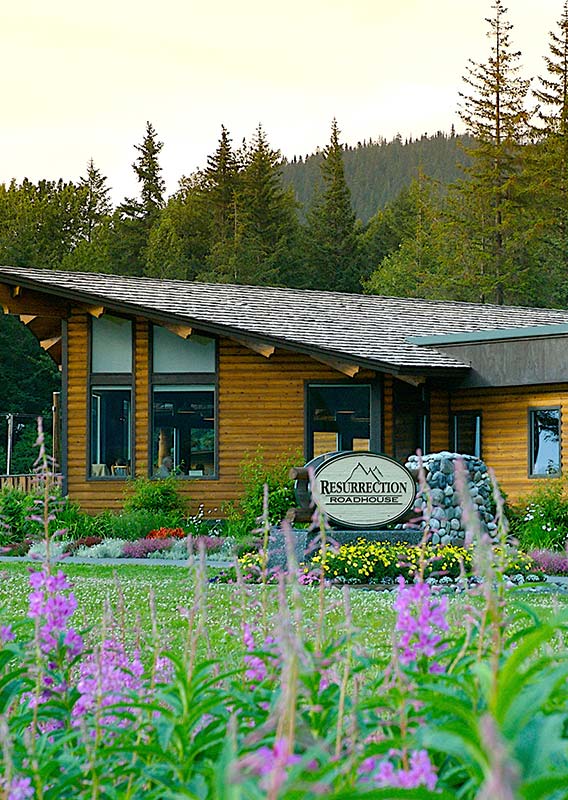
[0,0,563,203]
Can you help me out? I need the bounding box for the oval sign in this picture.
[312,451,416,529]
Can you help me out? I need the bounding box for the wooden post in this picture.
[52,392,60,471]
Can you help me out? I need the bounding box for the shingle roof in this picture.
[2,265,568,372]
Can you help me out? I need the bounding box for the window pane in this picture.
[90,388,132,477]
[152,386,215,477]
[453,413,481,457]
[91,316,132,373]
[308,385,371,458]
[153,326,215,373]
[530,408,561,476]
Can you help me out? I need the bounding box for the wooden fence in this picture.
[0,474,63,493]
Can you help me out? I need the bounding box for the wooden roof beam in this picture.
[0,284,69,317]
[397,374,426,387]
[312,354,360,378]
[19,314,37,325]
[233,336,275,358]
[40,335,62,352]
[77,303,105,318]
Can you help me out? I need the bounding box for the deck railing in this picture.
[0,474,63,493]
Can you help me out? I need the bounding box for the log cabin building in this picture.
[1,264,568,513]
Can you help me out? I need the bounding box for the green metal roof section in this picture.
[408,322,568,347]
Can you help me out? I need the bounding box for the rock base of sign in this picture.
[404,451,498,546]
[267,526,422,570]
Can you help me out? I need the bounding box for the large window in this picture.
[151,325,217,479]
[452,411,482,458]
[529,407,561,477]
[90,388,132,477]
[307,384,372,459]
[89,315,133,479]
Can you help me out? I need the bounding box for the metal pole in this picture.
[6,413,13,475]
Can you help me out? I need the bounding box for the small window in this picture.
[452,412,481,458]
[393,380,429,462]
[153,326,215,373]
[307,384,371,459]
[90,388,132,478]
[152,386,215,478]
[529,407,561,477]
[91,315,132,373]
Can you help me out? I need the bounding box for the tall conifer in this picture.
[303,119,361,293]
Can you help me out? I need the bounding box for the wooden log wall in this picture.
[65,311,377,514]
[451,384,568,502]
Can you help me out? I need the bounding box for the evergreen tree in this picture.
[78,159,112,243]
[303,119,361,293]
[203,125,239,244]
[113,122,166,275]
[525,0,568,303]
[198,125,299,286]
[451,0,531,304]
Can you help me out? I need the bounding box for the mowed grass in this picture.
[2,561,568,666]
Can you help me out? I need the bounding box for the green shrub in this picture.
[50,501,112,541]
[0,488,38,544]
[514,478,568,551]
[123,476,188,515]
[224,447,300,538]
[105,509,185,541]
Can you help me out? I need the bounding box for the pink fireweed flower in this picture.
[237,738,301,793]
[393,577,449,671]
[243,623,279,684]
[4,776,34,799]
[27,569,83,658]
[0,624,15,644]
[359,749,437,790]
[73,637,144,728]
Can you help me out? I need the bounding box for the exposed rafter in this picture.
[397,374,426,387]
[40,335,62,352]
[233,336,275,358]
[311,355,360,378]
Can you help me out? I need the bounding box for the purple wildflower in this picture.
[393,577,449,671]
[243,624,279,684]
[73,637,144,728]
[27,569,83,658]
[359,749,437,790]
[5,776,34,800]
[0,624,15,644]
[237,738,301,793]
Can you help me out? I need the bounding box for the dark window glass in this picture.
[152,386,215,478]
[452,412,481,457]
[529,408,561,477]
[90,388,132,477]
[307,385,371,458]
[393,380,428,462]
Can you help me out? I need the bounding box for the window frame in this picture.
[87,314,136,481]
[304,378,383,461]
[149,325,219,480]
[451,410,482,458]
[528,405,562,479]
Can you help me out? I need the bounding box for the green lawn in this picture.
[2,561,567,665]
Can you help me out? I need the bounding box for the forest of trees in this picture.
[2,0,568,469]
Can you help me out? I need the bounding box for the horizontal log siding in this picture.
[430,387,450,453]
[65,315,376,514]
[451,384,568,502]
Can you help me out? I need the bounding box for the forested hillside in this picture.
[2,0,568,471]
[282,131,472,223]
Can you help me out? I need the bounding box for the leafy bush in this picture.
[0,488,37,543]
[52,502,112,541]
[104,509,185,541]
[224,447,300,538]
[514,478,568,551]
[123,476,187,515]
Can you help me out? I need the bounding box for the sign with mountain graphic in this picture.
[312,452,416,529]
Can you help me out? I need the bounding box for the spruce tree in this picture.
[203,125,239,244]
[78,158,112,243]
[526,0,568,302]
[303,119,361,293]
[447,1,531,304]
